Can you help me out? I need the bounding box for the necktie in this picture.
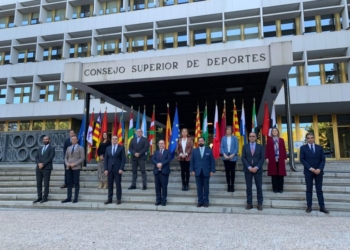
[71,146,75,154]
[113,146,116,155]
[311,144,314,154]
[42,146,46,155]
[250,143,255,155]
[200,148,204,158]
[158,150,163,160]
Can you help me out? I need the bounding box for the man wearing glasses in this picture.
[300,132,329,214]
[241,132,265,211]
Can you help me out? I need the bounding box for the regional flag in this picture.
[202,104,208,146]
[194,105,201,148]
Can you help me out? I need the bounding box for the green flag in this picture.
[252,99,257,133]
[202,104,208,146]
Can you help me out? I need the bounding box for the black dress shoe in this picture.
[320,207,329,214]
[185,184,189,191]
[72,199,78,203]
[161,202,166,206]
[273,190,278,193]
[61,198,71,203]
[104,200,112,205]
[196,203,203,207]
[182,185,185,191]
[116,200,121,205]
[279,190,283,193]
[60,185,67,189]
[227,185,230,192]
[155,202,161,206]
[306,207,312,213]
[40,198,48,203]
[246,204,253,210]
[33,198,42,204]
[257,205,263,211]
[128,185,136,190]
[204,204,209,208]
[142,185,147,190]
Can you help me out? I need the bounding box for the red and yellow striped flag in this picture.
[233,99,240,137]
[194,105,201,148]
[165,104,171,150]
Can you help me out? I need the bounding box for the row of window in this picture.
[0,119,70,132]
[0,85,83,105]
[279,114,350,159]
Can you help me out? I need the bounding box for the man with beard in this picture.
[33,136,55,203]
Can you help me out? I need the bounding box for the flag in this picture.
[165,103,172,150]
[96,109,107,161]
[220,100,226,139]
[202,104,208,146]
[194,105,201,148]
[92,111,102,160]
[262,101,270,137]
[233,99,240,137]
[118,108,124,145]
[86,110,94,161]
[239,101,246,156]
[135,107,140,137]
[113,109,118,136]
[78,113,86,147]
[269,100,276,136]
[148,105,155,156]
[212,103,221,159]
[127,107,134,155]
[141,106,147,138]
[252,98,258,133]
[169,106,180,156]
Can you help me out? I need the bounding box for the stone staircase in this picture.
[0,163,349,217]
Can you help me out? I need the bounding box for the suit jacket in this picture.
[176,137,193,161]
[35,144,55,170]
[152,149,172,175]
[129,136,149,160]
[65,144,85,170]
[220,135,238,161]
[241,143,265,173]
[300,144,325,175]
[104,144,126,172]
[190,147,215,177]
[63,137,72,157]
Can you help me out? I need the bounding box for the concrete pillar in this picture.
[173,32,178,48]
[240,24,245,41]
[298,65,304,86]
[319,64,326,84]
[275,20,282,37]
[315,15,322,33]
[206,28,211,45]
[295,17,301,35]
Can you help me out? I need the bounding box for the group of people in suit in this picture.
[34,127,329,214]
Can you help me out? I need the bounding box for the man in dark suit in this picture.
[152,140,172,206]
[300,132,329,214]
[241,132,265,211]
[190,137,215,208]
[61,130,75,189]
[128,129,149,190]
[104,136,126,205]
[33,136,55,203]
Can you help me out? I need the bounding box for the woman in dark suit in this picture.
[220,126,238,192]
[265,127,287,193]
[176,128,193,191]
[97,132,111,189]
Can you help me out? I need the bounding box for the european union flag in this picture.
[78,113,87,147]
[169,107,180,157]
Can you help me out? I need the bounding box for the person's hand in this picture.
[118,170,123,174]
[191,171,195,176]
[224,154,229,160]
[135,153,140,158]
[229,154,235,159]
[181,154,186,158]
[265,159,269,164]
[314,169,321,175]
[104,170,108,176]
[310,167,316,173]
[210,172,214,177]
[248,167,253,173]
[38,163,43,169]
[100,155,104,160]
[253,167,259,173]
[157,163,162,169]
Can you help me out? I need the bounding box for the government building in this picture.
[0,0,350,163]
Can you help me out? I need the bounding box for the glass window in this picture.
[22,14,29,26]
[288,66,299,86]
[134,0,145,10]
[22,87,31,103]
[31,12,39,25]
[69,46,75,58]
[321,14,335,32]
[308,64,321,85]
[55,8,66,21]
[72,6,78,19]
[120,0,126,12]
[0,122,5,131]
[178,31,187,47]
[45,120,56,130]
[58,119,70,130]
[325,63,339,84]
[8,16,14,28]
[27,50,35,62]
[163,33,174,49]
[8,122,18,131]
[20,121,30,131]
[106,1,117,14]
[0,17,6,29]
[178,0,189,3]
[104,40,116,55]
[47,10,53,22]
[51,46,62,60]
[211,27,222,44]
[263,21,276,38]
[164,0,174,6]
[318,115,335,158]
[299,116,313,142]
[43,48,49,60]
[281,19,296,36]
[47,85,59,102]
[131,36,144,52]
[338,127,350,158]
[4,52,10,65]
[304,16,316,34]
[227,25,241,41]
[77,43,88,57]
[244,23,259,40]
[18,50,26,63]
[337,114,350,126]
[0,87,6,104]
[32,120,43,130]
[194,29,206,45]
[148,0,155,8]
[81,5,91,18]
[39,86,46,102]
[281,116,297,156]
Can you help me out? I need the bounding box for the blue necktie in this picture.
[311,144,314,154]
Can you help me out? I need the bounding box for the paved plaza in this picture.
[1,208,350,250]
